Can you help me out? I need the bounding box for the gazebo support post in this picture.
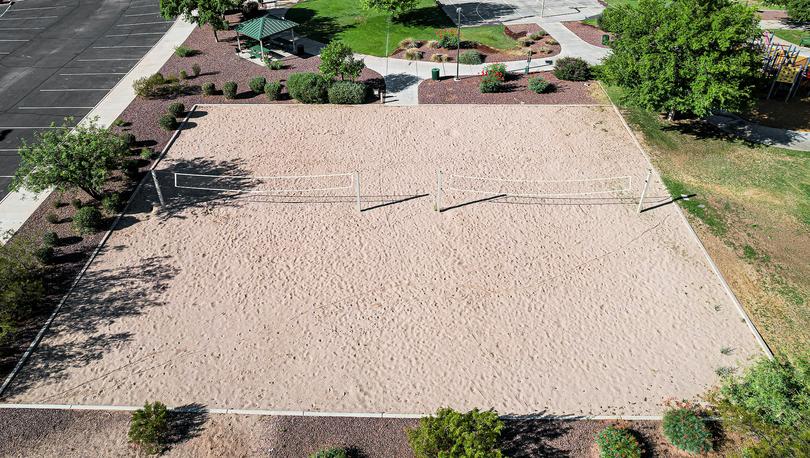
[236,31,242,52]
[291,28,297,54]
[260,40,265,61]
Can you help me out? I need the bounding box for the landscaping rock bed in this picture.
[391,23,560,63]
[563,21,613,49]
[418,71,602,105]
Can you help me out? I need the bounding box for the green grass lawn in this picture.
[769,29,810,46]
[605,85,810,355]
[286,0,517,56]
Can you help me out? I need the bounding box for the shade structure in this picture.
[234,14,297,41]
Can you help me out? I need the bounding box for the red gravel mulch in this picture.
[563,21,613,49]
[391,24,560,64]
[758,9,788,21]
[419,71,602,105]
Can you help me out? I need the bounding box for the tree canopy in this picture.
[319,41,366,81]
[601,0,762,118]
[359,0,419,16]
[11,118,130,201]
[160,0,238,40]
[787,0,810,23]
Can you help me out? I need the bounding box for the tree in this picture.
[601,0,762,119]
[0,235,44,344]
[160,0,238,41]
[787,0,810,23]
[319,41,366,81]
[11,118,130,201]
[360,0,419,17]
[407,408,504,458]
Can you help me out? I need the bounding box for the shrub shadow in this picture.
[500,416,569,457]
[167,403,209,448]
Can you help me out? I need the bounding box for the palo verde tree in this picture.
[360,0,419,17]
[11,117,130,201]
[160,0,239,41]
[601,0,762,119]
[319,41,366,81]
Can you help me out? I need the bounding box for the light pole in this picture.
[454,7,462,81]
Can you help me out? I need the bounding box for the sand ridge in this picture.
[5,104,764,415]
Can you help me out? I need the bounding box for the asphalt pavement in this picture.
[0,0,174,202]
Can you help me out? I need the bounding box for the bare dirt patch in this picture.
[4,105,764,416]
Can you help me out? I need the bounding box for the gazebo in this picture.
[234,14,298,60]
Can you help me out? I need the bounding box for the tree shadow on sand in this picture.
[167,403,210,449]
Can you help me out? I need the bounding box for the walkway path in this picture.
[0,19,196,242]
[707,112,810,152]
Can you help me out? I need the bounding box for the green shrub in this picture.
[202,82,216,96]
[265,81,283,100]
[128,401,169,455]
[596,426,641,458]
[192,63,201,77]
[287,72,329,104]
[45,212,59,224]
[528,76,554,94]
[223,81,237,99]
[407,408,504,458]
[174,45,197,57]
[33,245,54,264]
[120,132,136,147]
[72,206,102,234]
[404,48,423,60]
[328,81,368,104]
[179,70,188,80]
[787,0,810,23]
[159,114,178,131]
[71,198,83,209]
[427,39,440,48]
[0,237,45,343]
[265,58,285,70]
[662,408,712,454]
[122,160,140,180]
[101,192,124,215]
[431,53,449,63]
[42,231,58,247]
[167,102,185,118]
[132,72,185,98]
[529,30,547,40]
[309,448,348,458]
[459,50,483,65]
[438,33,460,49]
[112,118,126,127]
[140,147,154,161]
[399,37,420,49]
[480,64,506,93]
[249,76,266,94]
[553,56,591,81]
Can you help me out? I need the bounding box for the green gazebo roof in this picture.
[235,14,297,40]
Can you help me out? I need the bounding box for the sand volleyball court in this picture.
[4,104,765,415]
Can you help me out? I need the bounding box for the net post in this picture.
[152,170,165,208]
[435,170,442,212]
[637,168,651,214]
[354,171,361,213]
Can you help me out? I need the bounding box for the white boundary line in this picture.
[106,31,166,37]
[4,6,67,12]
[116,21,170,27]
[600,82,774,359]
[18,106,94,110]
[40,88,112,92]
[0,15,58,20]
[59,72,127,76]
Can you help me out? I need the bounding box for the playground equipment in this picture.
[761,31,809,102]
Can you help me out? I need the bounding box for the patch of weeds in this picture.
[769,274,806,307]
[715,366,736,377]
[720,346,733,355]
[660,175,726,236]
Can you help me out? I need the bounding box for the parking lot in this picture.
[0,0,174,201]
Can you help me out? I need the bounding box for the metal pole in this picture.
[151,170,165,208]
[385,14,391,77]
[540,0,546,18]
[454,8,461,81]
[637,169,651,214]
[354,171,361,213]
[436,170,442,212]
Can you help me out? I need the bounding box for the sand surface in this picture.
[5,105,764,415]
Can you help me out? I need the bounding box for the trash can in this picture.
[601,34,610,46]
[431,68,440,81]
[296,44,305,55]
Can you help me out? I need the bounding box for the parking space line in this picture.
[0,126,63,129]
[116,21,169,26]
[40,89,111,92]
[76,58,141,61]
[0,149,20,152]
[0,16,59,20]
[6,6,68,12]
[59,72,126,76]
[0,27,44,30]
[106,32,166,37]
[18,106,94,110]
[0,39,29,42]
[124,12,160,17]
[92,45,152,48]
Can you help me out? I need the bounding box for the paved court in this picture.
[438,0,603,25]
[0,0,174,201]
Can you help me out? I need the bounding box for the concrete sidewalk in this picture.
[707,112,810,152]
[0,19,196,243]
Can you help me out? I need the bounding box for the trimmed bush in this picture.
[167,102,185,118]
[265,58,285,70]
[120,132,136,147]
[328,81,368,104]
[140,147,154,161]
[517,36,534,46]
[73,206,102,234]
[459,50,483,65]
[159,114,178,131]
[662,408,712,455]
[33,245,54,264]
[309,448,348,458]
[192,63,201,77]
[287,72,329,104]
[249,76,267,94]
[179,70,188,80]
[554,56,590,81]
[536,45,552,55]
[128,401,169,455]
[427,39,440,48]
[529,30,547,40]
[42,231,58,247]
[132,72,184,98]
[265,81,283,100]
[71,198,83,209]
[480,63,506,93]
[404,48,423,60]
[202,82,216,96]
[431,53,449,62]
[547,38,559,45]
[528,76,554,94]
[596,426,642,458]
[112,118,126,127]
[399,37,419,49]
[223,81,237,99]
[122,160,140,180]
[45,212,59,224]
[438,33,460,49]
[174,45,197,57]
[101,192,124,215]
[407,408,503,458]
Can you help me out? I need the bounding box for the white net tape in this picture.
[173,172,355,194]
[445,173,633,198]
